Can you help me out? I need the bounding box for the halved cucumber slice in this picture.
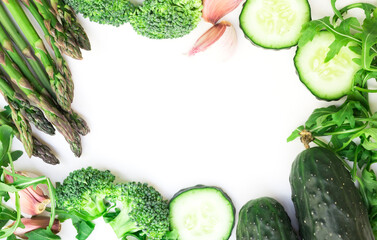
[294,31,361,100]
[240,0,310,49]
[169,185,235,240]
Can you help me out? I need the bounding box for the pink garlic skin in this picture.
[202,0,244,24]
[5,172,50,216]
[189,21,237,61]
[12,217,61,239]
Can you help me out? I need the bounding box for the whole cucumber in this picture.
[290,147,374,239]
[236,197,298,240]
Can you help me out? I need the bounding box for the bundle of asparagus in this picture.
[0,0,90,164]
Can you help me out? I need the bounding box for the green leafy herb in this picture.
[290,1,377,236]
[24,228,61,240]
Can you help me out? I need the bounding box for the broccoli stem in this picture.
[110,206,139,238]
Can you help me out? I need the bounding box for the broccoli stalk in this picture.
[108,182,170,240]
[56,167,115,221]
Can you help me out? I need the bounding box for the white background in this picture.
[8,0,377,239]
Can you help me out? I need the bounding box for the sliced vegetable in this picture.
[237,197,298,240]
[239,0,310,49]
[294,31,361,100]
[169,185,235,240]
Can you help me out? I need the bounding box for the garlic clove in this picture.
[5,171,50,216]
[189,21,237,61]
[12,217,61,239]
[202,0,244,24]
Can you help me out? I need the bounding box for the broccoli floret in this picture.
[129,0,203,39]
[108,182,169,239]
[65,0,136,26]
[56,167,115,221]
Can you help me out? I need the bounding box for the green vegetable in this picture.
[56,167,115,221]
[106,182,169,240]
[294,31,361,100]
[0,107,59,164]
[239,0,311,49]
[290,1,377,234]
[1,0,73,112]
[237,197,298,240]
[168,185,235,240]
[130,0,203,39]
[0,125,59,238]
[64,0,135,26]
[50,0,91,51]
[295,0,377,97]
[290,147,374,239]
[0,44,82,157]
[0,75,55,136]
[26,0,82,60]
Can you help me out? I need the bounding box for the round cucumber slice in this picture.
[294,31,361,100]
[169,185,235,240]
[240,0,311,49]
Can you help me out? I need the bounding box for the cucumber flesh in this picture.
[169,186,235,240]
[240,0,310,49]
[295,31,361,100]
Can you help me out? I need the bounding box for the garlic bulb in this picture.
[202,0,244,24]
[12,217,61,239]
[5,171,50,216]
[189,21,237,61]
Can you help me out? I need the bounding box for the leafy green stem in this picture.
[324,125,366,136]
[354,86,377,93]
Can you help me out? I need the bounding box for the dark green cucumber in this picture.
[236,197,298,240]
[290,147,374,240]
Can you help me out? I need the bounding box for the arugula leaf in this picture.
[287,126,304,142]
[0,205,17,221]
[326,17,361,62]
[358,168,377,233]
[56,211,95,240]
[0,125,14,163]
[361,128,377,150]
[298,17,361,62]
[24,228,61,240]
[6,234,17,240]
[360,17,377,71]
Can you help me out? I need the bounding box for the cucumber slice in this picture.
[294,31,361,100]
[239,0,310,49]
[169,185,235,240]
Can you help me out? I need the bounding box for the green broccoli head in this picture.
[56,167,115,221]
[130,0,203,39]
[65,0,135,26]
[108,182,169,240]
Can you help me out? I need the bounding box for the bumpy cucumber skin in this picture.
[169,185,235,240]
[290,147,374,240]
[236,197,298,240]
[239,0,311,50]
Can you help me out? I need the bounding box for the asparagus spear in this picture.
[0,6,51,98]
[0,108,59,164]
[0,75,55,135]
[31,136,60,165]
[0,0,73,111]
[8,103,33,157]
[0,13,89,136]
[30,0,82,59]
[50,0,91,50]
[20,0,73,98]
[0,46,82,157]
